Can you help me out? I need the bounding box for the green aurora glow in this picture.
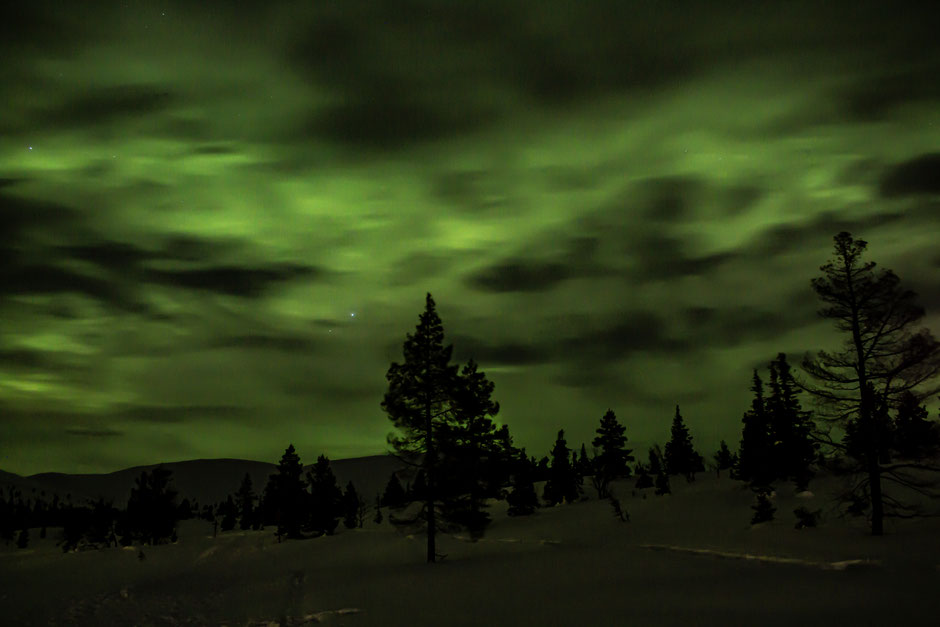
[1,0,938,474]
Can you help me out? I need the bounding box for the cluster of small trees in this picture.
[0,468,190,551]
[737,353,817,490]
[247,446,368,541]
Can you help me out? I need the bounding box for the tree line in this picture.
[3,231,938,556]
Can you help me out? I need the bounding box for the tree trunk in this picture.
[426,400,436,563]
[868,453,884,536]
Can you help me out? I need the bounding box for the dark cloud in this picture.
[839,69,940,122]
[745,209,910,258]
[682,303,816,349]
[879,153,940,198]
[557,310,688,362]
[38,85,175,130]
[465,260,572,293]
[629,232,737,282]
[505,18,697,105]
[65,428,123,438]
[722,185,765,217]
[0,348,91,375]
[62,241,154,272]
[116,405,251,424]
[388,252,462,286]
[160,235,236,263]
[209,333,320,353]
[0,262,144,313]
[304,85,495,151]
[0,2,91,55]
[190,144,240,156]
[0,178,26,190]
[286,1,705,150]
[450,334,553,367]
[430,169,506,214]
[143,263,320,298]
[635,177,701,223]
[0,191,81,248]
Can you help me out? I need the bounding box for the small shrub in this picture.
[608,495,629,523]
[794,506,821,529]
[750,488,776,524]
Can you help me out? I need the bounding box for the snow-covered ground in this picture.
[2,471,938,626]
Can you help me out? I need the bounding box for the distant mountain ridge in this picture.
[0,455,406,509]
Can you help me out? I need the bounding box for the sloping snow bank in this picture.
[640,543,880,570]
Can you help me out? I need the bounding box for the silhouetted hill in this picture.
[1,455,405,509]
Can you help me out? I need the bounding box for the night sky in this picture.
[2,1,939,475]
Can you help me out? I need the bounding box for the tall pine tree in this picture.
[664,405,704,481]
[543,430,580,505]
[380,473,407,508]
[737,370,774,487]
[506,447,540,516]
[342,481,360,530]
[893,391,940,459]
[800,232,940,535]
[437,358,504,540]
[591,409,634,497]
[306,455,342,536]
[235,473,256,531]
[713,440,736,478]
[766,353,817,489]
[271,444,307,539]
[382,293,460,563]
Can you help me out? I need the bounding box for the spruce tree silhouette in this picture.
[535,456,550,481]
[737,370,775,487]
[271,444,308,539]
[893,391,940,459]
[591,409,635,497]
[177,497,194,521]
[438,358,507,540]
[382,293,460,563]
[380,473,407,508]
[647,445,664,477]
[751,487,776,524]
[634,462,653,490]
[124,467,178,545]
[342,481,360,530]
[712,440,736,478]
[235,473,256,531]
[843,382,895,465]
[86,497,118,546]
[543,430,580,505]
[654,466,671,496]
[664,405,705,481]
[577,443,592,478]
[373,495,384,524]
[506,467,539,516]
[800,232,940,535]
[219,495,237,532]
[766,353,817,489]
[407,469,428,503]
[307,455,343,536]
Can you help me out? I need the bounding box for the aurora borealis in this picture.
[1,1,939,475]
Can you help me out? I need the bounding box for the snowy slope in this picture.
[1,470,938,626]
